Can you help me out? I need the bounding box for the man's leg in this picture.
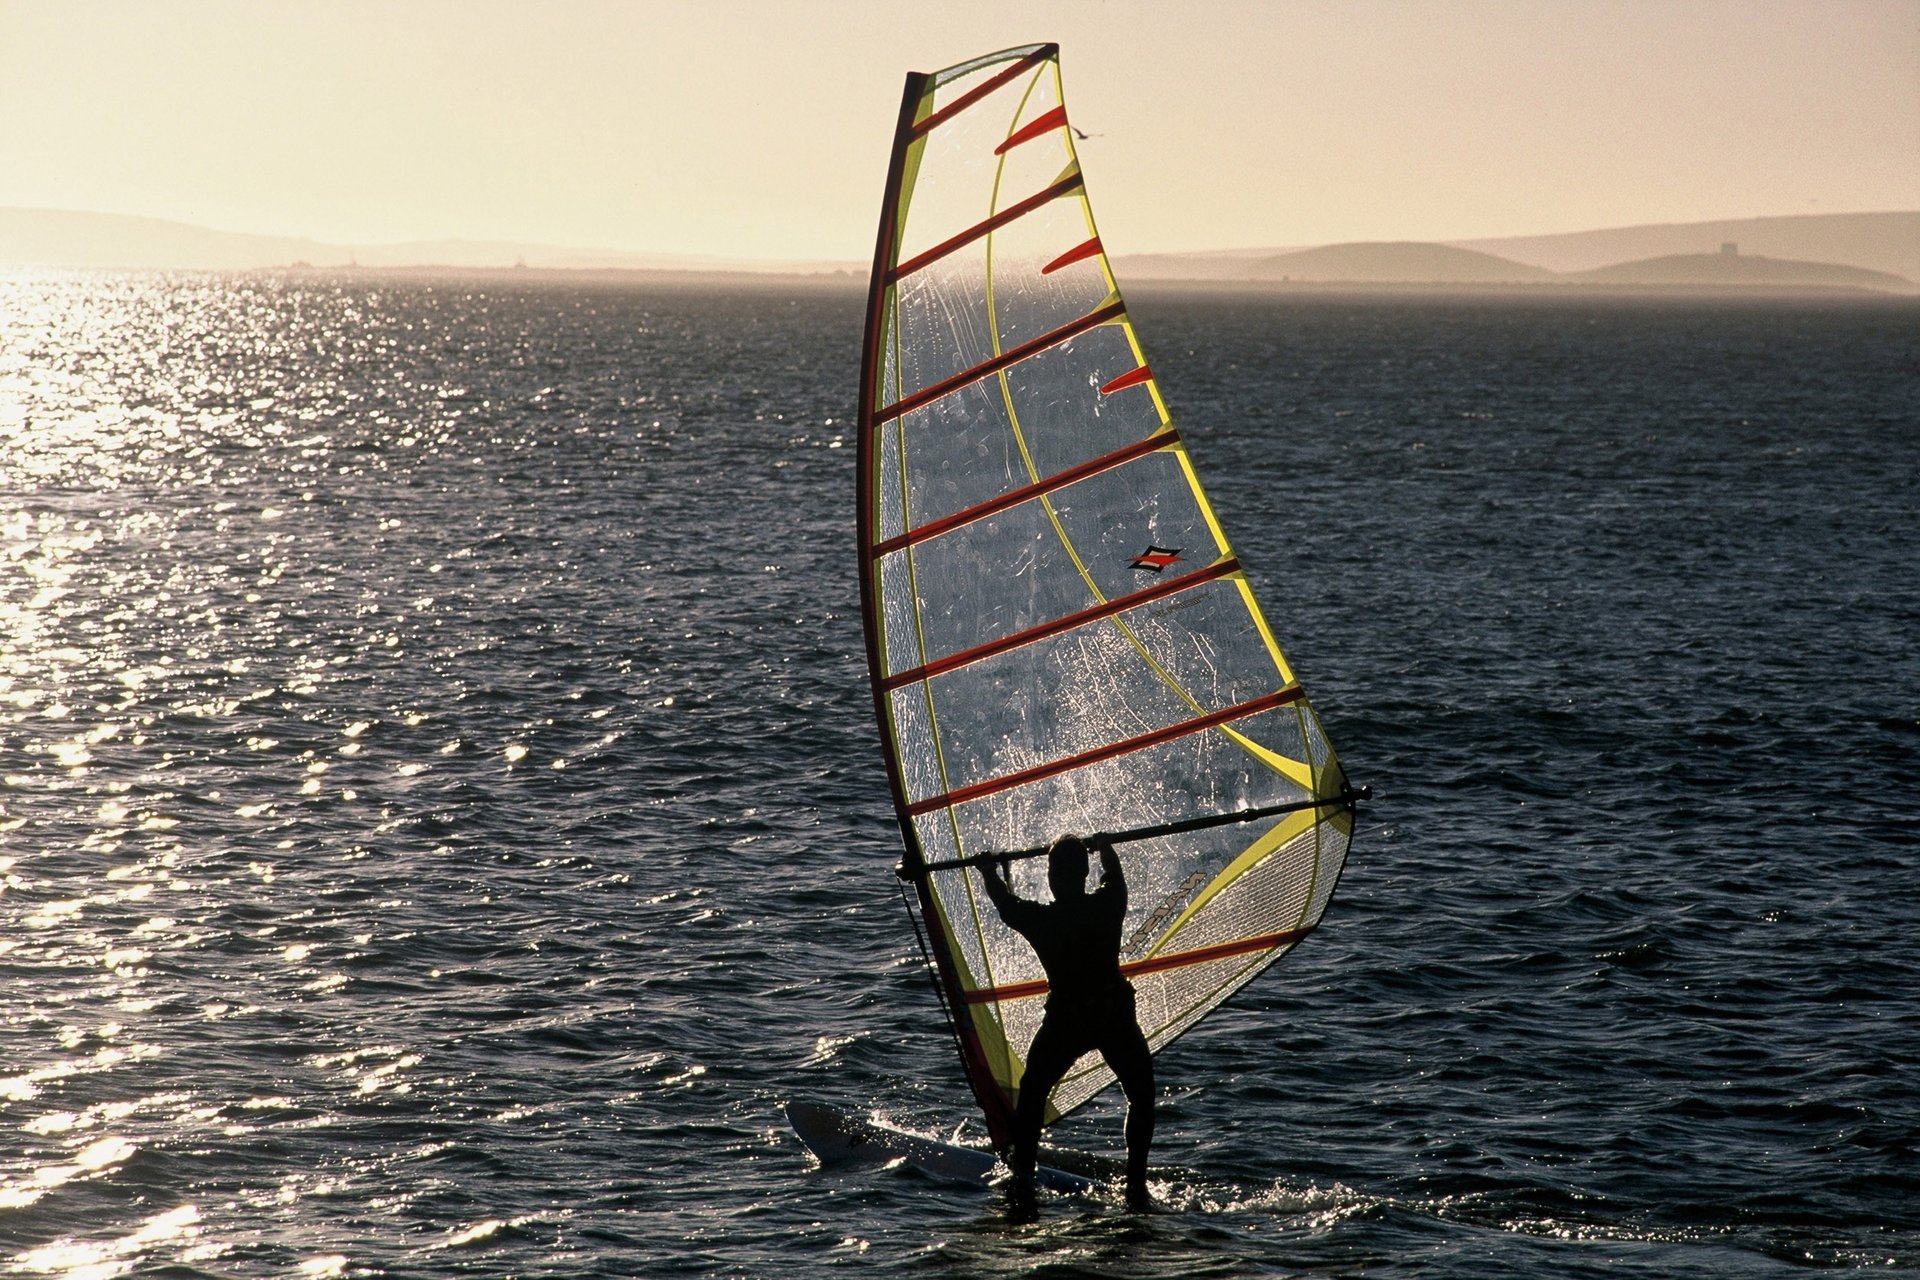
[1009,1019,1078,1207]
[1100,1018,1156,1210]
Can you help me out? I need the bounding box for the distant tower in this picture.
[1721,242,1739,256]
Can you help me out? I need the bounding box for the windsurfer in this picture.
[982,834,1154,1213]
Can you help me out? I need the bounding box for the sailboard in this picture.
[786,1101,1097,1194]
[854,44,1359,1154]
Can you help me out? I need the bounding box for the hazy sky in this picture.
[2,0,1916,260]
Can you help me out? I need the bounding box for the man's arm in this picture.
[979,857,1041,933]
[1096,840,1127,914]
[979,856,1017,911]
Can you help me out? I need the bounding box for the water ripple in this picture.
[2,275,1915,1276]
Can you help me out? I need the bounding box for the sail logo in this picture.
[1127,870,1209,953]
[1130,545,1183,573]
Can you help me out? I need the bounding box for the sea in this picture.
[1,271,1916,1279]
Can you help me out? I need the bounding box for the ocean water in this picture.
[1,272,1915,1278]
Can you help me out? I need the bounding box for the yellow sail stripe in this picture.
[1146,806,1324,956]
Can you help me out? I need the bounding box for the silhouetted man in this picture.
[981,834,1154,1213]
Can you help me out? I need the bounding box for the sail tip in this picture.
[923,42,1059,85]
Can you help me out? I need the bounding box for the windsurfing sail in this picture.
[857,43,1357,1150]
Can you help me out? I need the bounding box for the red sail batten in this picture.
[994,104,1069,155]
[1043,236,1104,275]
[1101,365,1154,395]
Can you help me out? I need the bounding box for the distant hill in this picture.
[1115,212,1920,287]
[1566,250,1913,291]
[1246,241,1556,284]
[0,207,339,271]
[1451,212,1920,281]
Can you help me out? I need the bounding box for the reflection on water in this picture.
[17,1204,205,1277]
[3,270,864,1276]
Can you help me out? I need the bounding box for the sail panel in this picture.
[887,598,1305,806]
[874,455,1227,675]
[894,199,1117,360]
[880,327,1167,544]
[895,564,1278,701]
[858,45,1354,1142]
[906,699,1320,867]
[896,56,1070,264]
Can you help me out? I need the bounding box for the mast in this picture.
[857,61,1023,1148]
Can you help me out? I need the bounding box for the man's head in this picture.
[1046,834,1090,900]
